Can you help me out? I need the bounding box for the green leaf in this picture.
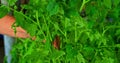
[77,53,85,63]
[69,0,80,8]
[103,49,114,57]
[66,44,78,60]
[115,44,120,48]
[103,0,112,9]
[47,1,59,16]
[113,0,120,6]
[8,0,17,6]
[66,9,79,17]
[87,20,94,29]
[102,57,114,63]
[54,23,59,30]
[50,50,65,60]
[14,11,25,27]
[14,11,37,36]
[45,37,51,50]
[23,42,35,57]
[24,24,38,36]
[0,5,9,18]
[115,29,120,35]
[83,46,95,59]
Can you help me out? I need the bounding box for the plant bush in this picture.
[0,0,120,63]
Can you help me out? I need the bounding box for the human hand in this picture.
[0,15,30,38]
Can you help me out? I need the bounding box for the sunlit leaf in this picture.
[113,0,120,6]
[103,0,112,9]
[47,1,59,16]
[0,5,8,18]
[77,53,85,63]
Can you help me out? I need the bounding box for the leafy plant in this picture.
[0,0,120,63]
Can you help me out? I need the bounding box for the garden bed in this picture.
[0,0,120,63]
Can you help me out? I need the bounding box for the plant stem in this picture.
[80,0,90,12]
[43,16,52,42]
[75,22,77,42]
[35,10,46,38]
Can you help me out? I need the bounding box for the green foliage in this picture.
[7,0,17,6]
[0,5,9,18]
[0,0,120,63]
[47,1,59,16]
[103,0,112,9]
